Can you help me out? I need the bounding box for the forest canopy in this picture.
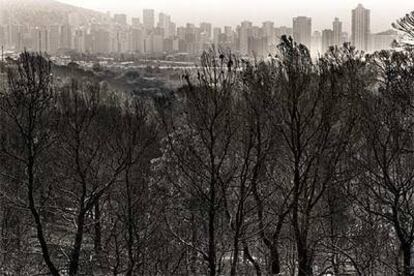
[2,31,414,276]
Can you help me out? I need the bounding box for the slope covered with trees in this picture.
[1,16,414,276]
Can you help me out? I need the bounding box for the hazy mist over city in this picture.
[56,0,413,31]
[0,0,410,58]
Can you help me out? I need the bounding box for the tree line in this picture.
[1,21,414,276]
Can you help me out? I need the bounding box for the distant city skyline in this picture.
[56,0,413,32]
[0,1,402,57]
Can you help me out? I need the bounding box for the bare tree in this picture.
[96,99,159,276]
[393,12,414,42]
[156,49,241,276]
[272,37,356,276]
[0,52,60,275]
[241,57,295,275]
[353,49,414,276]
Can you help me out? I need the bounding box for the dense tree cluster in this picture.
[2,35,414,276]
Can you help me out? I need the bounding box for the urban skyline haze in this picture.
[57,0,412,32]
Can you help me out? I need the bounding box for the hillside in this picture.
[0,0,104,26]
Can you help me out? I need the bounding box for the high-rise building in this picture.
[213,27,221,48]
[186,23,196,32]
[275,26,293,40]
[199,31,211,52]
[152,33,164,53]
[92,29,110,54]
[143,9,155,31]
[112,26,129,53]
[169,22,177,38]
[322,29,334,53]
[262,21,275,49]
[177,27,186,40]
[248,36,269,57]
[31,27,48,52]
[262,21,274,38]
[311,30,322,56]
[73,28,86,53]
[60,24,72,50]
[114,14,127,25]
[224,26,234,46]
[158,13,171,38]
[48,25,60,54]
[333,17,342,46]
[342,32,349,44]
[0,25,5,47]
[224,26,233,37]
[293,16,312,50]
[6,25,18,49]
[252,26,261,39]
[131,17,141,27]
[200,22,212,40]
[163,38,174,52]
[68,12,82,28]
[239,21,252,55]
[351,4,370,51]
[144,36,153,54]
[129,28,145,53]
[372,29,398,51]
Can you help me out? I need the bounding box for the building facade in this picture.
[351,4,370,51]
[293,16,312,50]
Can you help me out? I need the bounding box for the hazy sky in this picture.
[58,0,413,33]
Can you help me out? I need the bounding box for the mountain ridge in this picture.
[0,0,105,26]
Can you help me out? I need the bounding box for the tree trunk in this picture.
[270,245,281,275]
[126,168,136,276]
[297,241,313,276]
[208,204,216,276]
[207,166,217,276]
[68,210,86,276]
[402,243,413,276]
[243,242,262,276]
[94,200,102,254]
[28,159,60,276]
[230,237,240,276]
[190,214,198,275]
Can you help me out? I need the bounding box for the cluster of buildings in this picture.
[0,4,401,59]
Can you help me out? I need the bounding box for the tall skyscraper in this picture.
[333,17,342,46]
[60,24,72,50]
[73,28,86,53]
[129,28,144,53]
[158,13,171,38]
[311,30,322,56]
[169,22,177,38]
[143,9,155,31]
[131,17,140,27]
[352,4,370,51]
[224,26,234,45]
[213,27,221,48]
[262,21,275,38]
[68,12,82,28]
[239,21,252,55]
[0,25,5,48]
[293,16,312,50]
[114,14,127,25]
[275,26,293,39]
[48,25,60,54]
[322,29,334,53]
[200,23,212,40]
[92,29,110,54]
[31,27,48,52]
[262,21,276,49]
